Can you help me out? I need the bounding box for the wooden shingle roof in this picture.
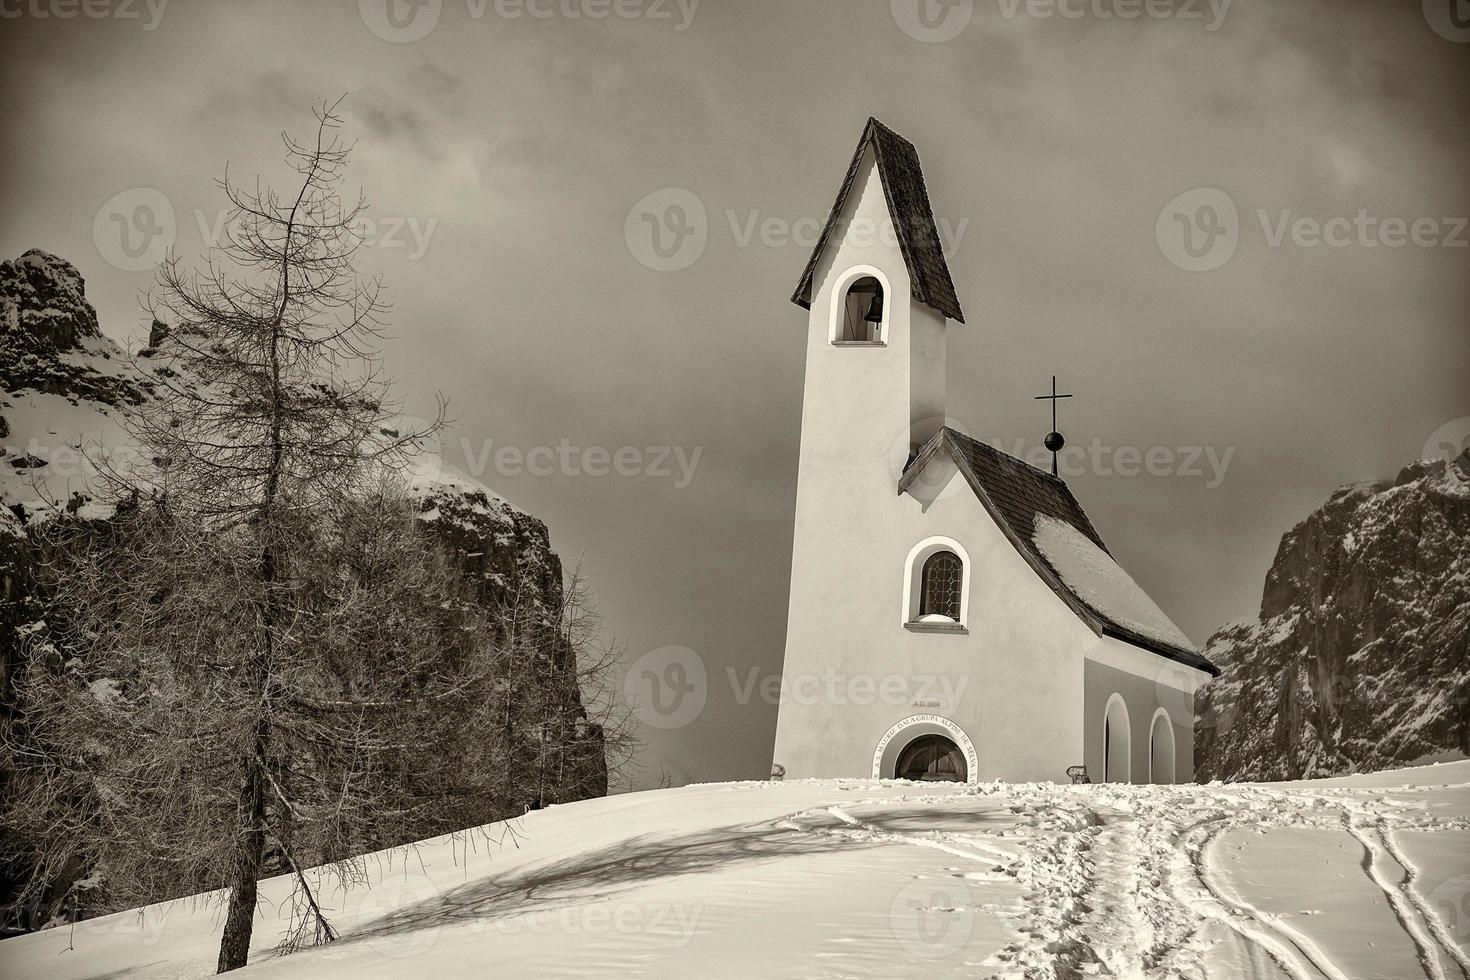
[900,427,1219,676]
[791,118,966,324]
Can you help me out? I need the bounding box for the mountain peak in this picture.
[1,249,100,351]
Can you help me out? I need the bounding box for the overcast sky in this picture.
[3,0,1467,789]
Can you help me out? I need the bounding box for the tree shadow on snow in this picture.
[343,818,882,945]
[840,805,1022,836]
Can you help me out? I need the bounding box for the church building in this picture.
[771,118,1219,785]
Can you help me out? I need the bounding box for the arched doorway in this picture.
[1150,709,1176,785]
[872,714,979,782]
[894,734,968,782]
[1103,694,1131,784]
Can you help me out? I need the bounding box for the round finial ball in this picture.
[1044,431,1065,452]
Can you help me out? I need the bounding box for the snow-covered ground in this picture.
[2,763,1467,979]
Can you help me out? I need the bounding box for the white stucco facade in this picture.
[771,132,1212,785]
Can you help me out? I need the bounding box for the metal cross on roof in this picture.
[1033,375,1073,477]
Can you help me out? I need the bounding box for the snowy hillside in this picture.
[1,764,1465,979]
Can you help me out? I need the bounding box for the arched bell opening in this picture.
[837,275,885,343]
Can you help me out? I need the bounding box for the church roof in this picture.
[791,118,966,324]
[901,427,1219,676]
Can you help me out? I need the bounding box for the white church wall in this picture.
[908,303,947,449]
[900,469,1094,781]
[774,448,1096,782]
[774,142,924,780]
[1082,636,1207,783]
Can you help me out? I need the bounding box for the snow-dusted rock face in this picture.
[0,250,150,409]
[1197,456,1470,781]
[407,461,608,801]
[407,464,567,617]
[1,250,100,351]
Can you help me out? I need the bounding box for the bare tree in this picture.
[6,486,519,958]
[5,98,462,972]
[146,96,434,973]
[3,98,627,971]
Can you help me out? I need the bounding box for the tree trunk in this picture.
[217,721,268,972]
[219,543,278,973]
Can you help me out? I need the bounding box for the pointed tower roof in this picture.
[791,117,965,324]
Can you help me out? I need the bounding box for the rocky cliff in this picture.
[1196,456,1470,781]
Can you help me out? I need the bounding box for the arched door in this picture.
[1104,694,1131,784]
[895,734,968,782]
[1150,710,1176,784]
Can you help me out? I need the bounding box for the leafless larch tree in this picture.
[1,99,629,973]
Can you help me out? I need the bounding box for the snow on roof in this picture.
[1032,513,1196,654]
[902,428,1215,673]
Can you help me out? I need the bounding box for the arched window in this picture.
[902,537,970,630]
[837,275,884,343]
[919,551,962,621]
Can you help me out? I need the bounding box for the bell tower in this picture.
[787,118,964,473]
[772,118,966,779]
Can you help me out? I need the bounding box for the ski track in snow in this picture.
[1342,814,1446,980]
[1374,820,1470,980]
[1188,818,1348,980]
[779,778,1470,980]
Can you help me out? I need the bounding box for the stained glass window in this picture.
[919,551,963,621]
